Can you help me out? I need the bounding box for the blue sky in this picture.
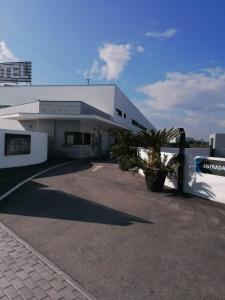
[0,0,225,139]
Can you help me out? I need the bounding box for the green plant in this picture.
[137,128,180,170]
[110,129,138,170]
[111,129,137,154]
[129,152,180,177]
[129,128,181,191]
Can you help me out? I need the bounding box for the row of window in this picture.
[65,132,91,145]
[132,119,147,131]
[116,108,147,131]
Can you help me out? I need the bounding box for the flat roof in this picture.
[0,113,128,129]
[0,83,116,87]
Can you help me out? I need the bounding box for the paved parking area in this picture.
[0,161,225,300]
[0,223,92,300]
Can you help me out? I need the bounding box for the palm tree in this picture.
[138,128,179,169]
[134,128,180,191]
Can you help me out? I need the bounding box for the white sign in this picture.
[0,61,32,83]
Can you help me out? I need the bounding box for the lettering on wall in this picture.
[5,134,31,156]
[196,157,225,177]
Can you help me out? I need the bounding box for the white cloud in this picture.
[203,66,224,77]
[83,60,100,79]
[144,28,178,40]
[137,67,225,139]
[84,42,145,81]
[219,120,225,127]
[99,43,132,80]
[138,68,225,111]
[0,41,17,62]
[136,46,145,53]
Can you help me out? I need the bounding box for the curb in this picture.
[0,222,97,300]
[0,159,97,300]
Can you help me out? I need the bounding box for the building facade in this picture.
[0,84,154,158]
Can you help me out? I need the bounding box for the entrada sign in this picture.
[5,134,31,156]
[196,157,225,177]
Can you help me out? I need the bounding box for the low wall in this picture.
[138,147,225,204]
[0,129,48,169]
[184,154,225,204]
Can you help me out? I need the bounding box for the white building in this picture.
[0,84,154,158]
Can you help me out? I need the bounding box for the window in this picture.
[132,119,147,131]
[65,133,74,145]
[73,132,83,145]
[84,133,91,145]
[124,113,126,119]
[116,108,122,117]
[65,132,91,145]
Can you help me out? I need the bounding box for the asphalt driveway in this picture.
[0,161,225,300]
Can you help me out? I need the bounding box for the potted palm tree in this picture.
[133,128,180,191]
[110,129,138,171]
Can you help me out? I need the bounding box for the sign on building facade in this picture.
[0,62,32,84]
[196,157,225,177]
[5,134,31,156]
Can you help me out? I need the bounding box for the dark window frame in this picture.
[65,132,74,145]
[83,133,91,145]
[64,132,91,145]
[116,108,122,117]
[132,119,147,131]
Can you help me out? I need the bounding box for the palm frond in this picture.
[138,128,179,150]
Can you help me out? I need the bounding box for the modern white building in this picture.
[0,84,154,158]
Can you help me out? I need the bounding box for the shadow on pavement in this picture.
[0,160,93,197]
[37,160,93,179]
[162,188,195,199]
[0,181,152,226]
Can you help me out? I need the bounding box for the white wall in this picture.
[114,86,154,131]
[138,147,225,204]
[0,85,154,133]
[0,129,47,169]
[0,119,25,131]
[161,147,179,189]
[184,153,225,204]
[0,85,115,115]
[0,102,39,115]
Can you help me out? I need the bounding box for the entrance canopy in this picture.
[0,113,127,129]
[0,100,128,129]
